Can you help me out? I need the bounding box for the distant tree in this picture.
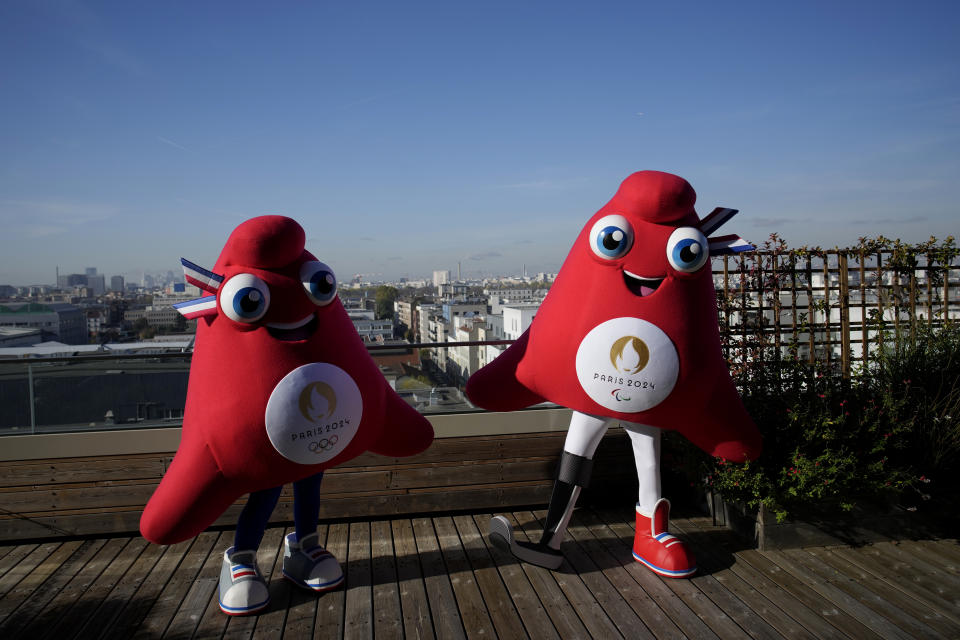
[375,285,398,319]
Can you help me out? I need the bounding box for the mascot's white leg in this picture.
[490,411,609,569]
[625,423,696,578]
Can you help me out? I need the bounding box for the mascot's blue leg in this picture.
[293,472,324,541]
[219,486,281,616]
[283,472,344,592]
[234,486,283,550]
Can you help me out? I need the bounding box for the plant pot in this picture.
[705,490,929,550]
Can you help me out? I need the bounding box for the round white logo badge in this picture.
[264,363,363,465]
[574,317,679,413]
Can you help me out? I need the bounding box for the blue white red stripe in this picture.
[181,257,224,293]
[699,207,739,235]
[173,295,218,319]
[709,234,754,255]
[231,564,257,579]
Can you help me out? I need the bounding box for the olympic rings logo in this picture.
[308,435,339,453]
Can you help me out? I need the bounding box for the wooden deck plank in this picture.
[670,516,818,640]
[411,516,467,640]
[343,521,373,639]
[566,510,684,640]
[450,514,530,639]
[1,505,958,639]
[312,522,349,640]
[681,515,855,640]
[587,508,761,640]
[250,527,295,640]
[0,542,36,574]
[369,520,402,640]
[281,524,328,640]
[495,512,591,639]
[589,507,760,640]
[0,539,101,636]
[738,548,883,640]
[72,538,173,638]
[908,539,960,575]
[161,531,229,640]
[777,548,921,640]
[586,509,730,640]
[24,537,129,640]
[555,511,659,640]
[801,545,959,639]
[130,531,220,639]
[432,515,498,639]
[830,543,960,625]
[870,540,960,595]
[391,518,435,640]
[465,513,559,640]
[219,525,286,640]
[0,541,59,601]
[41,537,149,640]
[512,510,625,639]
[100,536,199,640]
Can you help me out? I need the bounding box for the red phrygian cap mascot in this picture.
[140,216,434,615]
[466,171,761,577]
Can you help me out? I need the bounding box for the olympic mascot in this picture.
[140,216,434,614]
[465,171,761,577]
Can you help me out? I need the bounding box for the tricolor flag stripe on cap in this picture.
[173,295,218,319]
[181,258,224,294]
[699,207,739,236]
[709,234,754,255]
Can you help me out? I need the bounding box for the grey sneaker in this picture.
[282,532,344,592]
[218,547,269,615]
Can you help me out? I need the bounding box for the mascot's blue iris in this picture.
[233,287,266,319]
[672,239,703,269]
[596,225,630,258]
[665,227,710,273]
[300,260,338,306]
[309,271,336,302]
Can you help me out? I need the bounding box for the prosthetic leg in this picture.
[626,424,696,578]
[490,412,608,569]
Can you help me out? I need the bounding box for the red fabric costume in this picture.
[467,171,760,461]
[140,216,434,545]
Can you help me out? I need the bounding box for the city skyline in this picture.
[2,2,958,286]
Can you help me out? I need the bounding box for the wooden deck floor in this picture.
[1,505,959,639]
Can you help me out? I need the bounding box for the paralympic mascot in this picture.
[466,171,761,577]
[140,215,434,614]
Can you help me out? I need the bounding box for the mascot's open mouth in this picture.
[623,270,663,297]
[266,314,318,342]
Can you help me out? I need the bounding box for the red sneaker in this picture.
[632,499,696,578]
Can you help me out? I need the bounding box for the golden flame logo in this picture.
[298,381,337,423]
[609,336,649,374]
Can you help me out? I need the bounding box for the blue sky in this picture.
[1,1,958,286]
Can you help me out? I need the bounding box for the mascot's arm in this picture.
[676,377,762,463]
[465,329,546,411]
[140,432,239,545]
[368,392,435,457]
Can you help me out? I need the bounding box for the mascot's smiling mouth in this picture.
[266,314,318,342]
[623,269,663,297]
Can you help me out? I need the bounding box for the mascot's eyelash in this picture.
[698,207,753,256]
[174,257,225,319]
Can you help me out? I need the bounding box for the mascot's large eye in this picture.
[588,214,634,260]
[666,227,709,273]
[219,273,271,323]
[300,261,337,306]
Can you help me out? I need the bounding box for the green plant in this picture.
[694,236,960,522]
